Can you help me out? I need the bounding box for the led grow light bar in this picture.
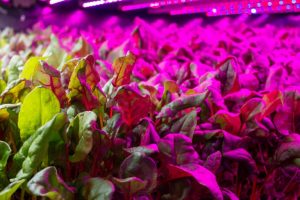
[49,0,65,4]
[82,0,121,8]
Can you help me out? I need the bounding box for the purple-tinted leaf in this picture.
[166,164,223,200]
[112,52,136,87]
[112,177,147,195]
[240,98,263,122]
[212,110,241,135]
[114,84,154,126]
[204,151,222,173]
[223,148,257,172]
[216,57,240,95]
[27,166,74,200]
[222,188,239,200]
[157,91,209,118]
[119,152,157,193]
[132,118,160,146]
[170,110,197,139]
[124,144,159,156]
[158,133,199,165]
[274,134,300,164]
[273,90,300,135]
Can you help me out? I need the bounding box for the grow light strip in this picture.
[120,0,198,11]
[49,0,65,4]
[82,0,121,8]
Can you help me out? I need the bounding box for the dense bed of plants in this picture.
[0,16,300,200]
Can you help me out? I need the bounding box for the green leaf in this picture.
[0,79,6,94]
[0,141,11,171]
[118,152,157,194]
[6,55,23,84]
[67,55,100,110]
[20,57,67,107]
[81,177,115,200]
[67,111,97,162]
[112,177,147,195]
[12,113,66,181]
[0,141,11,189]
[27,166,74,200]
[43,35,69,70]
[0,79,31,104]
[0,104,20,121]
[157,91,210,118]
[18,87,61,141]
[0,179,25,200]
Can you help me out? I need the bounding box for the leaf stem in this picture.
[21,188,25,200]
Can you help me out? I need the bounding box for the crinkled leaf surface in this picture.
[119,152,157,193]
[158,133,199,165]
[13,113,66,181]
[20,57,67,107]
[170,110,197,139]
[27,166,74,200]
[67,111,97,162]
[114,84,154,126]
[157,91,209,118]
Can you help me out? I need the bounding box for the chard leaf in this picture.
[158,134,199,166]
[0,79,31,104]
[166,164,223,200]
[0,141,11,171]
[112,177,147,195]
[203,151,222,173]
[20,57,67,107]
[212,110,241,135]
[43,35,69,70]
[0,141,11,189]
[0,104,20,121]
[275,135,300,163]
[124,144,159,156]
[240,98,263,122]
[67,55,100,110]
[223,148,257,172]
[112,52,136,87]
[132,118,160,145]
[0,179,25,200]
[170,110,197,139]
[71,37,91,57]
[81,177,115,200]
[6,55,23,83]
[216,57,240,95]
[114,84,154,126]
[119,152,157,193]
[157,91,209,118]
[18,87,61,141]
[27,166,74,200]
[13,113,66,181]
[261,90,283,119]
[67,111,97,162]
[273,90,300,135]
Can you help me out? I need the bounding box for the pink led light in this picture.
[150,2,160,8]
[49,0,65,4]
[82,0,119,8]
